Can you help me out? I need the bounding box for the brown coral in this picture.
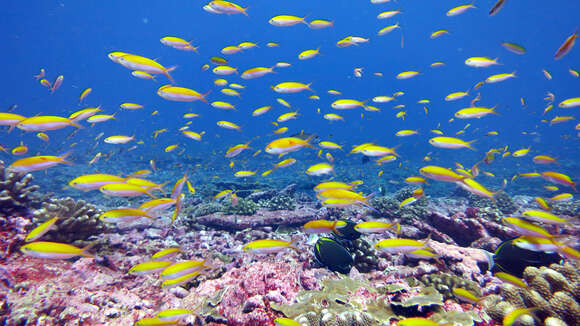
[31,197,105,244]
[483,261,580,326]
[408,272,481,300]
[0,160,39,216]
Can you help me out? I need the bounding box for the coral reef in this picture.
[273,277,483,326]
[1,254,179,325]
[454,188,517,219]
[0,215,30,260]
[31,197,105,243]
[369,195,429,222]
[0,160,39,216]
[222,197,259,216]
[182,261,322,326]
[551,199,580,218]
[343,238,379,273]
[271,277,397,326]
[257,194,297,211]
[385,241,493,280]
[192,207,325,230]
[424,211,515,247]
[494,192,518,215]
[408,272,481,300]
[482,261,580,326]
[190,201,224,217]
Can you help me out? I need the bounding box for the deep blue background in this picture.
[2,0,579,195]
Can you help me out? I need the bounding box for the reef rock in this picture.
[182,261,321,326]
[193,207,325,230]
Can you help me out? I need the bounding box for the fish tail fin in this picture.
[482,249,495,272]
[331,220,343,236]
[59,151,74,165]
[157,180,172,195]
[242,6,249,16]
[70,120,84,129]
[392,221,401,235]
[287,237,300,252]
[467,140,477,151]
[422,232,433,245]
[200,90,211,104]
[171,194,184,225]
[80,243,96,258]
[202,258,219,270]
[165,66,178,84]
[524,308,543,324]
[144,187,158,199]
[390,144,402,157]
[306,82,314,92]
[304,134,317,149]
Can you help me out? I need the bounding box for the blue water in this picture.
[2,0,579,198]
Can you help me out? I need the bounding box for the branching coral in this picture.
[0,160,39,216]
[31,197,105,243]
[482,261,580,326]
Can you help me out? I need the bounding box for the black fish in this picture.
[314,237,353,274]
[333,219,361,241]
[489,237,562,277]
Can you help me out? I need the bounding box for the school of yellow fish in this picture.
[3,0,580,325]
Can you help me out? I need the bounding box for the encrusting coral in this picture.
[272,277,483,326]
[0,160,40,216]
[31,197,105,243]
[482,261,580,326]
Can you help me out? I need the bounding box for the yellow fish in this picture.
[17,116,81,132]
[21,241,94,259]
[243,239,296,253]
[116,54,176,83]
[9,153,72,173]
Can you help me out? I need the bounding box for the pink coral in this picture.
[183,261,322,326]
[0,215,30,261]
[0,253,179,325]
[465,207,479,219]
